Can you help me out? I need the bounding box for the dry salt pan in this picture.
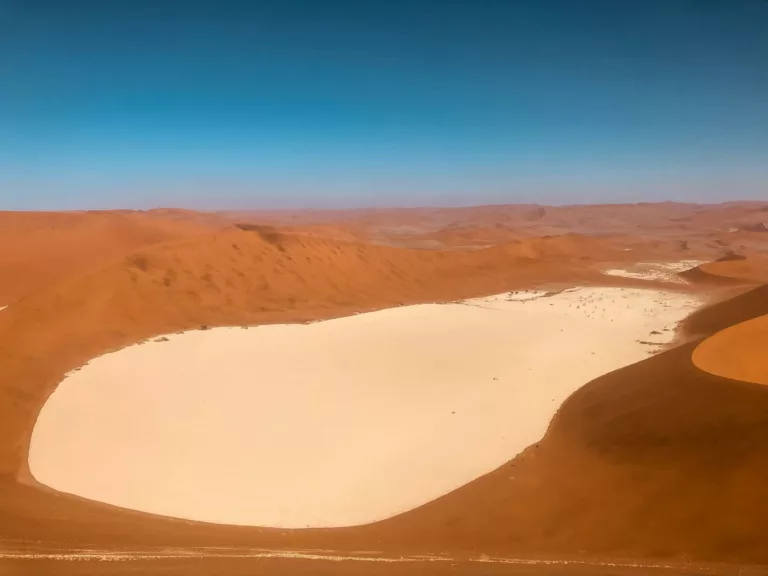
[29,286,701,528]
[602,260,705,283]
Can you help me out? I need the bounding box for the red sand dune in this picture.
[2,203,768,572]
[693,314,768,386]
[696,257,768,284]
[678,255,768,286]
[685,254,768,387]
[0,209,227,304]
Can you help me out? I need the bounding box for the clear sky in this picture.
[1,0,767,210]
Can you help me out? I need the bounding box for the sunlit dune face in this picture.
[693,314,768,386]
[29,287,700,528]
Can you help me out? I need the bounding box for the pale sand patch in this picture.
[29,287,701,529]
[603,260,705,283]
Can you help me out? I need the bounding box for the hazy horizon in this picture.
[2,0,767,210]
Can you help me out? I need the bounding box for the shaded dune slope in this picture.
[682,285,768,338]
[2,229,768,564]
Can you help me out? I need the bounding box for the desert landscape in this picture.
[4,1,768,573]
[1,202,768,575]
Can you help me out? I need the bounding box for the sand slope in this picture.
[696,257,768,284]
[0,209,226,304]
[693,314,768,386]
[690,258,768,387]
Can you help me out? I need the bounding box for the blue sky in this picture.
[1,0,767,209]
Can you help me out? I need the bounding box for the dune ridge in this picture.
[693,314,768,386]
[683,257,768,387]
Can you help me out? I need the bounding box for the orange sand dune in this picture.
[693,314,768,386]
[678,255,768,286]
[4,204,679,309]
[687,256,768,387]
[696,257,768,284]
[0,210,227,304]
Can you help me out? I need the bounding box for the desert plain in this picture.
[2,202,768,575]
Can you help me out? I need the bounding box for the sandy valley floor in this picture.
[29,286,701,529]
